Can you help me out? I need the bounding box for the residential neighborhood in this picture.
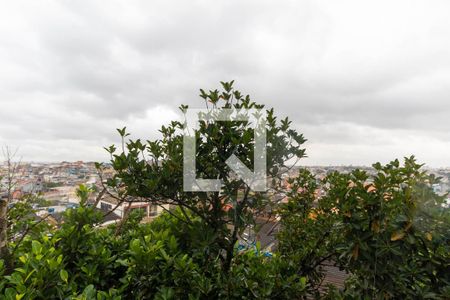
[2,161,449,231]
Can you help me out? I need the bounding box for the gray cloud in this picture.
[0,0,449,166]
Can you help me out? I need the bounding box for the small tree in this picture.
[0,147,20,268]
[278,157,450,299]
[103,81,306,271]
[330,157,450,298]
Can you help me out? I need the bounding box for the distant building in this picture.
[21,177,44,194]
[432,183,442,194]
[96,195,172,222]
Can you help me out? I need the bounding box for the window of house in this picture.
[100,202,112,211]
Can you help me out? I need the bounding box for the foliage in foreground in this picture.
[278,157,450,299]
[1,161,449,299]
[0,207,307,299]
[0,82,449,299]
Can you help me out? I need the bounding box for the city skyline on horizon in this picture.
[3,158,450,169]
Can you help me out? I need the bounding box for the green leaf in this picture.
[31,240,42,255]
[60,269,68,283]
[15,294,24,300]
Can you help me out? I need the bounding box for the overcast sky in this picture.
[1,0,449,167]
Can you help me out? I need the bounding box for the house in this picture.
[96,195,172,222]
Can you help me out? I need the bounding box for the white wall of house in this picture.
[97,200,170,219]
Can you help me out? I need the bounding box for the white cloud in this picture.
[0,0,449,166]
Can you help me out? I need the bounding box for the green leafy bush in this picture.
[278,157,450,299]
[1,82,449,299]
